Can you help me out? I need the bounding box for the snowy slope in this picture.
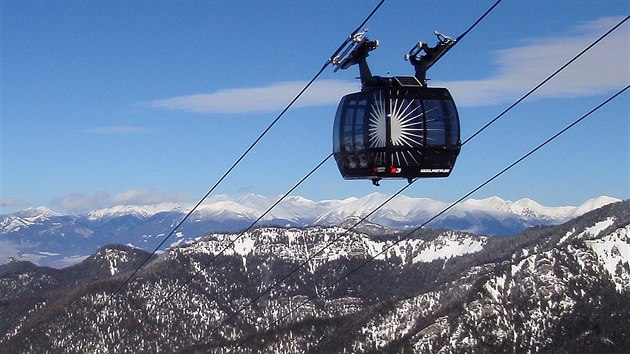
[179,226,486,269]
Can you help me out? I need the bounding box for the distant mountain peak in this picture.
[573,195,622,217]
[513,197,543,208]
[87,203,182,220]
[16,206,60,218]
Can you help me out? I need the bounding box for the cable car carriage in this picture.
[332,31,461,186]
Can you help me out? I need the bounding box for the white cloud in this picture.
[110,188,188,205]
[50,255,90,268]
[52,192,111,213]
[441,16,629,107]
[146,79,359,114]
[0,198,30,208]
[0,240,20,265]
[52,188,188,213]
[144,17,627,113]
[0,242,57,267]
[18,253,46,264]
[85,126,156,135]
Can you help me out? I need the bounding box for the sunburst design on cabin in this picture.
[390,97,425,166]
[368,91,387,148]
[368,91,387,164]
[369,91,426,166]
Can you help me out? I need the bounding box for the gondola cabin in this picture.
[333,77,460,185]
[331,31,461,185]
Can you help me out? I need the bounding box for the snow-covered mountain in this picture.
[90,193,619,227]
[1,200,628,352]
[86,203,182,220]
[462,195,621,221]
[0,194,621,267]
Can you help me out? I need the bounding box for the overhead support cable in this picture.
[456,0,502,42]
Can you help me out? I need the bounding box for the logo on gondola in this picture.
[420,168,451,173]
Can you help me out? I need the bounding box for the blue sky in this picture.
[1,0,629,214]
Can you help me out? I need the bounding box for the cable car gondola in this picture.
[332,31,461,186]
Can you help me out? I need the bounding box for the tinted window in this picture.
[424,99,445,146]
[333,97,345,154]
[341,98,368,152]
[443,100,459,146]
[423,99,459,147]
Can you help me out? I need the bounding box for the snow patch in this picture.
[233,236,255,256]
[578,217,616,239]
[559,228,576,244]
[412,237,485,264]
[585,224,630,292]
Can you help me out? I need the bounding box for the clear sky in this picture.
[1,0,629,214]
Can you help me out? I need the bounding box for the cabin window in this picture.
[424,99,459,147]
[443,100,460,146]
[341,98,368,152]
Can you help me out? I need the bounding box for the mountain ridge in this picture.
[0,194,622,268]
[5,194,619,225]
[145,194,619,222]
